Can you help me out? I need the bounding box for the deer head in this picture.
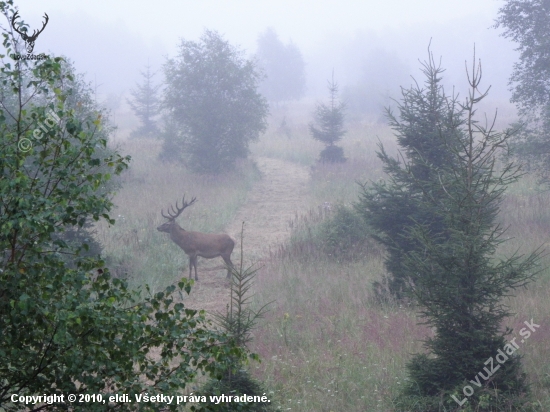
[157,195,197,232]
[11,11,49,53]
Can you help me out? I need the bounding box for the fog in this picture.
[9,0,517,117]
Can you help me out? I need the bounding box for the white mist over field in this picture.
[10,0,517,116]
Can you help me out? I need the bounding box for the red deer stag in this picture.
[157,196,235,280]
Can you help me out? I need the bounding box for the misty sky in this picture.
[12,0,501,49]
[5,1,517,112]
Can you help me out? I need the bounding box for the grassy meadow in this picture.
[101,102,550,411]
[94,138,261,291]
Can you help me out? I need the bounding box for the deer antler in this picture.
[161,195,197,220]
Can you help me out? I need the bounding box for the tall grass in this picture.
[249,193,550,411]
[251,252,431,411]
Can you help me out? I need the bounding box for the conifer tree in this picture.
[393,54,541,411]
[127,62,161,138]
[309,73,347,163]
[356,53,463,299]
[199,224,273,411]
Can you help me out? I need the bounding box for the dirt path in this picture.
[180,157,310,314]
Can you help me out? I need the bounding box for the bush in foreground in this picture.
[0,4,246,409]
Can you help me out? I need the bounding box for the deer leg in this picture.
[188,255,195,280]
[193,256,199,281]
[222,255,234,279]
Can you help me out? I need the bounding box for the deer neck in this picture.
[170,222,186,237]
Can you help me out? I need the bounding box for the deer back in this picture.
[170,225,234,257]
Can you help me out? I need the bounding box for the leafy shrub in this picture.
[53,219,103,259]
[162,30,268,173]
[199,370,272,411]
[283,205,371,262]
[318,205,370,259]
[0,4,247,408]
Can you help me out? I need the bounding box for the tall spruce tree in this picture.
[356,53,463,299]
[127,62,161,138]
[392,55,540,411]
